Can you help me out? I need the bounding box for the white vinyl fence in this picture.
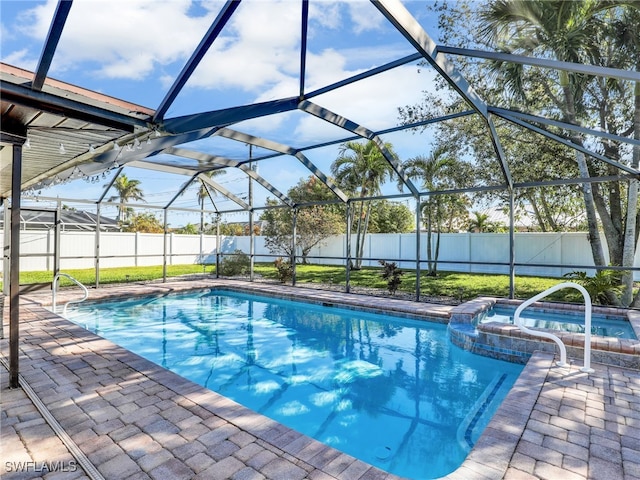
[8,229,640,279]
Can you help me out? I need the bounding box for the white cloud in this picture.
[308,2,343,31]
[293,65,437,143]
[307,1,385,35]
[347,2,385,34]
[0,18,15,43]
[15,0,57,40]
[1,48,37,71]
[188,1,301,93]
[16,0,214,79]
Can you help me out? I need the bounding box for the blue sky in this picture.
[1,0,449,226]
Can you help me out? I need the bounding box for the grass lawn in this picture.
[3,263,574,302]
[254,264,570,301]
[3,264,207,289]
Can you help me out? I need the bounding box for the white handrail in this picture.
[514,281,594,373]
[52,273,89,316]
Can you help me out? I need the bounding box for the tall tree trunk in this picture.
[629,82,640,306]
[425,203,434,275]
[358,201,373,268]
[562,84,608,268]
[527,192,547,232]
[575,151,608,268]
[539,191,559,231]
[621,179,638,305]
[591,183,622,264]
[432,199,444,275]
[354,200,365,269]
[433,203,442,276]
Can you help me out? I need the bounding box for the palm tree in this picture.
[482,0,640,305]
[196,169,226,233]
[400,148,456,275]
[331,140,396,269]
[478,0,630,304]
[469,211,491,233]
[107,174,145,223]
[612,7,640,305]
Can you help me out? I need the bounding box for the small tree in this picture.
[261,176,343,263]
[368,200,414,233]
[121,212,163,233]
[219,250,250,276]
[274,257,294,283]
[379,260,404,295]
[217,222,244,236]
[174,223,199,234]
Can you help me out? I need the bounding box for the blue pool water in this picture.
[479,305,636,339]
[68,289,523,479]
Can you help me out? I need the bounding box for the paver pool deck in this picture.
[1,279,639,480]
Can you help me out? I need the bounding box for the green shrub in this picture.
[563,270,623,305]
[219,250,250,276]
[379,260,404,295]
[274,258,294,283]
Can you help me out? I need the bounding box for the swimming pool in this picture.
[67,289,523,479]
[478,305,637,339]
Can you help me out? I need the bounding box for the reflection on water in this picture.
[70,290,523,479]
[481,306,636,339]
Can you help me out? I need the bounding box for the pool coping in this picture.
[4,278,639,479]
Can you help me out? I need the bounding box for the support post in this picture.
[54,200,61,276]
[292,208,297,286]
[216,213,221,278]
[95,203,101,288]
[162,209,168,283]
[0,201,7,339]
[345,202,352,293]
[199,198,204,268]
[9,144,22,388]
[415,195,421,301]
[248,145,254,281]
[509,188,515,298]
[249,209,254,282]
[3,201,9,297]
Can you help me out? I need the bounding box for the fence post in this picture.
[135,232,139,267]
[46,228,52,271]
[467,232,472,273]
[170,233,174,266]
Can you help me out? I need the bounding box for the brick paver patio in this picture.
[1,280,639,479]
